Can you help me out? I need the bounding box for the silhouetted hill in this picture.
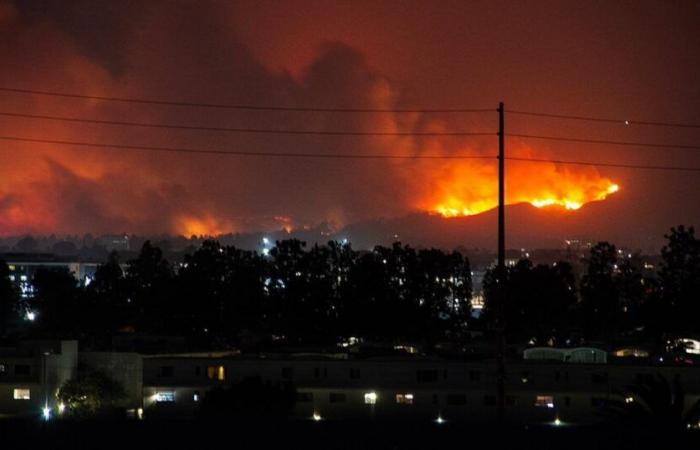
[338,189,665,253]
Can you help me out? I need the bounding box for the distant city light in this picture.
[312,412,322,421]
[435,415,445,424]
[262,237,270,245]
[155,391,175,403]
[364,392,377,404]
[42,406,51,421]
[58,402,66,414]
[25,311,36,322]
[535,395,554,409]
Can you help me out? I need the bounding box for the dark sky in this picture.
[0,0,699,249]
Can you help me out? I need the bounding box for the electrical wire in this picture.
[0,135,497,160]
[0,111,495,137]
[507,133,700,151]
[0,87,493,114]
[506,109,700,129]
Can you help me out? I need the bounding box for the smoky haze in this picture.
[0,0,698,250]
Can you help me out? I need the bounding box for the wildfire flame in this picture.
[426,158,620,218]
[176,215,232,237]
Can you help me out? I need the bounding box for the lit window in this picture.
[207,365,225,381]
[535,395,554,408]
[13,388,30,400]
[396,393,414,404]
[155,391,175,402]
[364,392,377,404]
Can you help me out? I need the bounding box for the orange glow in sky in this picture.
[424,158,620,218]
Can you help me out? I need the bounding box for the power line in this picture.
[0,135,497,160]
[506,156,700,172]
[0,87,493,114]
[506,109,700,129]
[3,134,699,172]
[507,133,700,151]
[0,111,495,137]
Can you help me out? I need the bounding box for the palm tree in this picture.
[605,373,700,430]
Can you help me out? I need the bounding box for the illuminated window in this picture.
[13,388,30,400]
[535,395,554,408]
[364,392,377,404]
[396,393,414,405]
[155,391,175,403]
[207,365,225,381]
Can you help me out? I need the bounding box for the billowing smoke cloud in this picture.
[0,0,617,237]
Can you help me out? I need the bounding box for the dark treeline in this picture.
[482,226,700,346]
[0,240,472,348]
[1,226,699,350]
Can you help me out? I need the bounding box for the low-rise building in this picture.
[0,340,78,418]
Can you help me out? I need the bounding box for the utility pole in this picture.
[496,102,506,422]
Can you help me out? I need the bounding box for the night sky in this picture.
[0,0,699,250]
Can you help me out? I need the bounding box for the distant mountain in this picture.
[0,188,672,254]
[336,191,665,253]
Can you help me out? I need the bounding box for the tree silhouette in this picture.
[87,251,129,337]
[580,242,622,339]
[58,367,126,418]
[0,258,19,336]
[29,267,82,337]
[606,373,700,430]
[659,226,700,333]
[483,259,576,344]
[125,241,174,334]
